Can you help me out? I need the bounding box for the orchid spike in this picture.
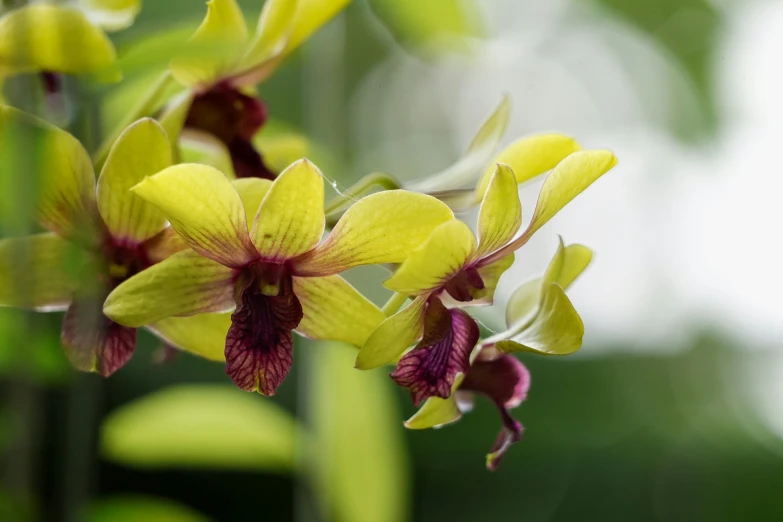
[404,238,593,469]
[356,155,615,404]
[104,159,456,395]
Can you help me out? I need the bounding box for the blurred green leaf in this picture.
[308,342,409,522]
[100,384,297,471]
[368,0,483,56]
[85,496,210,522]
[0,310,71,383]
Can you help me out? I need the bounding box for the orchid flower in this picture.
[0,106,226,374]
[155,0,351,180]
[355,151,616,405]
[0,3,122,97]
[103,159,455,395]
[404,238,593,470]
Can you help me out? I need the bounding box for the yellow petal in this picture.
[293,191,454,276]
[474,163,521,259]
[407,95,509,194]
[384,220,475,295]
[131,164,257,268]
[233,178,273,224]
[404,382,463,429]
[251,159,324,261]
[149,313,232,362]
[97,118,172,244]
[293,275,385,347]
[0,105,97,239]
[497,283,584,356]
[474,134,582,202]
[73,0,141,31]
[104,250,238,327]
[0,5,117,77]
[0,233,84,310]
[502,279,539,331]
[285,0,351,56]
[505,238,592,328]
[170,0,248,87]
[355,296,427,370]
[238,0,298,75]
[517,150,617,244]
[230,0,352,84]
[542,238,593,289]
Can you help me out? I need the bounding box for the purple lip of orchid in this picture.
[225,261,303,395]
[389,263,491,404]
[458,354,531,470]
[391,297,480,406]
[185,82,276,180]
[62,223,179,378]
[218,256,307,396]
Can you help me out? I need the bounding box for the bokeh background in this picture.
[3,0,783,520]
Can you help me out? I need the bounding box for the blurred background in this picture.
[3,0,783,520]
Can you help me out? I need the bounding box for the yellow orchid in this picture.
[355,152,616,405]
[404,238,593,470]
[103,159,455,395]
[0,3,122,85]
[0,105,226,374]
[157,0,351,180]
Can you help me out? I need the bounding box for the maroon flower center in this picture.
[60,232,166,377]
[185,82,276,180]
[100,237,153,287]
[442,266,485,302]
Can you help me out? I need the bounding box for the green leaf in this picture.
[369,0,483,56]
[309,342,409,522]
[100,384,297,471]
[85,496,211,522]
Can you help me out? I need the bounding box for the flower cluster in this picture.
[0,0,617,469]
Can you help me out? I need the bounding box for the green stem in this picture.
[323,171,401,216]
[381,292,409,317]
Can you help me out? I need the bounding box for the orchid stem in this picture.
[382,292,409,317]
[323,171,401,216]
